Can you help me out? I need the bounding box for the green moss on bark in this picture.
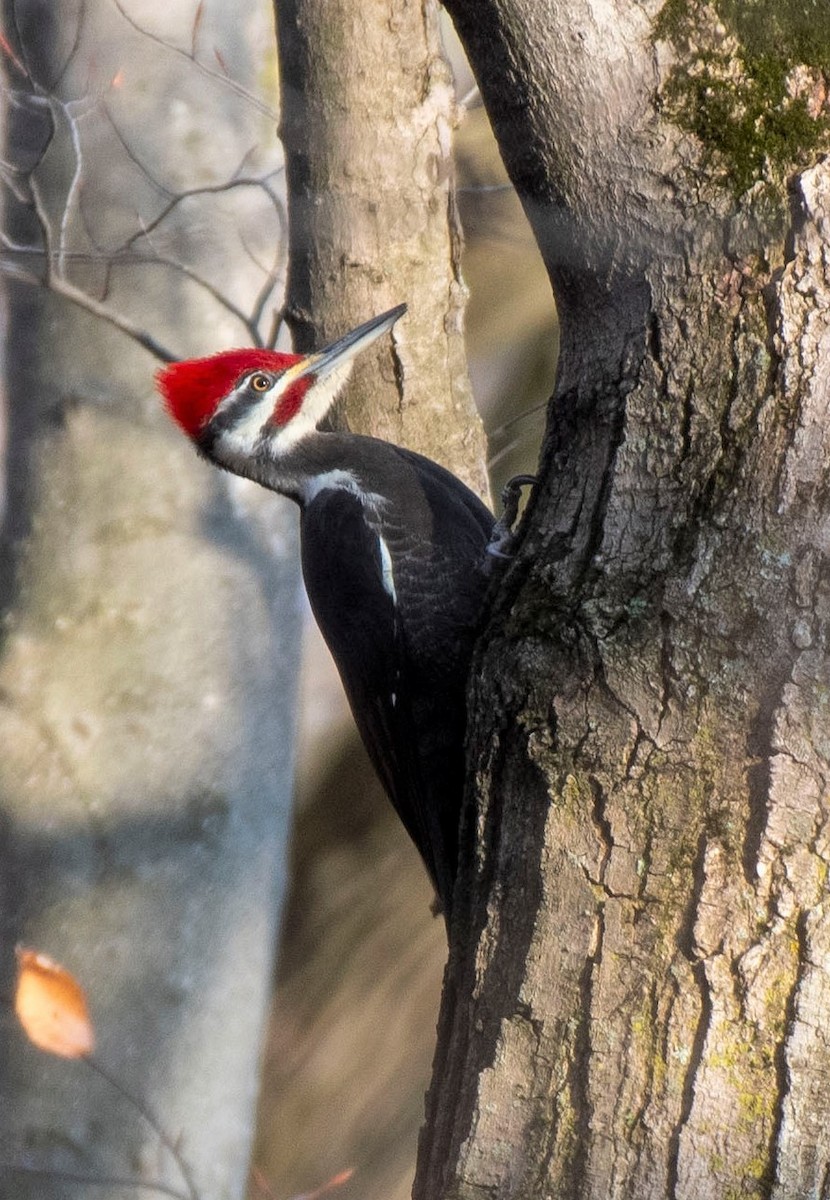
[655,0,830,196]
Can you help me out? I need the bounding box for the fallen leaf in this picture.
[14,947,95,1059]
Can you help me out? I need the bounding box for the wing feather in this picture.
[300,492,442,886]
[299,459,494,913]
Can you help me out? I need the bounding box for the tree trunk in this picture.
[275,0,489,495]
[0,4,296,1197]
[417,2,830,1197]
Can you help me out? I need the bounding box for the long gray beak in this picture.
[292,304,407,382]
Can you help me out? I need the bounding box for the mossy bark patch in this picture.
[655,0,830,196]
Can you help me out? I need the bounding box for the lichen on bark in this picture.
[418,0,830,1184]
[654,0,830,197]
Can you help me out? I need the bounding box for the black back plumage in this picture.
[298,438,494,915]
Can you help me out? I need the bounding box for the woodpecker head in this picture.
[157,304,406,469]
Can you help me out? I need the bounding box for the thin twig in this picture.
[457,82,482,110]
[0,1162,190,1200]
[249,273,282,344]
[86,1055,199,1200]
[456,182,514,194]
[9,0,36,82]
[248,239,286,340]
[6,89,58,179]
[0,166,34,205]
[0,256,44,287]
[0,28,28,78]
[116,175,284,259]
[230,143,260,182]
[488,398,548,440]
[0,231,166,267]
[102,102,176,199]
[1,20,287,366]
[190,1,204,60]
[110,0,278,121]
[264,306,284,349]
[134,223,263,343]
[29,173,54,282]
[47,273,179,362]
[238,222,275,277]
[56,98,86,277]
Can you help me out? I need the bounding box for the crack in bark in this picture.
[744,754,773,891]
[626,978,662,1146]
[420,678,559,1198]
[768,908,810,1198]
[743,667,793,895]
[594,658,658,749]
[570,908,603,1200]
[588,775,612,888]
[420,712,513,1196]
[390,333,406,414]
[656,608,675,742]
[570,380,630,602]
[666,958,712,1200]
[820,1158,830,1200]
[622,726,648,782]
[666,831,711,1200]
[679,376,694,468]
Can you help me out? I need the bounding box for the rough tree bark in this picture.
[275,0,488,494]
[415,2,830,1198]
[0,4,296,1198]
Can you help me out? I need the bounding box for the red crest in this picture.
[157,349,301,438]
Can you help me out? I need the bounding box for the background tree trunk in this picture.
[0,4,296,1197]
[417,2,830,1198]
[275,0,488,495]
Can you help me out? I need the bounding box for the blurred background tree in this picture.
[0,2,553,1199]
[0,2,299,1196]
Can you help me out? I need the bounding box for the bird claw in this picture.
[485,474,537,567]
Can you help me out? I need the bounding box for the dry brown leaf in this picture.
[14,947,95,1059]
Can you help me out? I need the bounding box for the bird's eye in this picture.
[249,373,271,392]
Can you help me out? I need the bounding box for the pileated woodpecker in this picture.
[157,305,494,919]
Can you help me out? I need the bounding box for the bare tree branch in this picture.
[114,174,285,259]
[0,8,286,364]
[46,272,179,361]
[0,1163,190,1200]
[110,0,279,122]
[134,222,267,345]
[102,102,175,200]
[56,97,87,276]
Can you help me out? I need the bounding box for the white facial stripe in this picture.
[211,374,279,455]
[273,362,354,446]
[218,360,355,460]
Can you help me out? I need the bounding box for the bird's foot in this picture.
[486,474,537,565]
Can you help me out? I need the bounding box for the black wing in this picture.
[300,459,495,914]
[300,490,447,895]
